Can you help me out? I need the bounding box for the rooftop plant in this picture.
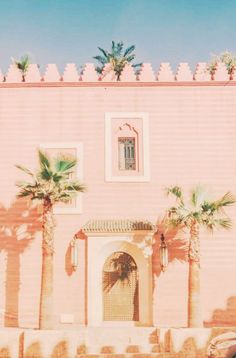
[93,41,142,80]
[12,54,31,81]
[208,51,236,75]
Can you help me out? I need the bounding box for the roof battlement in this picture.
[0,61,235,86]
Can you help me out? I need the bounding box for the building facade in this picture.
[0,62,236,331]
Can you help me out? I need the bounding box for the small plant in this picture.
[12,54,31,81]
[208,51,236,75]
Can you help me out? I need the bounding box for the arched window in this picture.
[103,252,139,321]
[105,112,150,181]
[118,137,136,170]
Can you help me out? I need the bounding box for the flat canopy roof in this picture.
[82,219,155,233]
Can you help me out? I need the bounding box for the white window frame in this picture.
[40,142,83,214]
[105,112,150,182]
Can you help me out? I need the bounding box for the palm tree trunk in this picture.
[188,222,202,327]
[39,199,55,329]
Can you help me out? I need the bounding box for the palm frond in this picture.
[213,192,236,210]
[15,54,30,74]
[98,47,109,59]
[65,181,86,192]
[38,150,51,170]
[95,66,103,74]
[54,158,76,172]
[15,164,34,177]
[166,186,183,202]
[124,45,135,57]
[191,186,207,208]
[111,45,120,58]
[125,55,135,63]
[17,190,32,198]
[215,218,232,230]
[132,62,143,68]
[16,181,35,189]
[116,41,124,55]
[38,150,53,180]
[52,173,64,182]
[93,55,107,65]
[205,217,232,231]
[201,201,215,213]
[40,168,53,181]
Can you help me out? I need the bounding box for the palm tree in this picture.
[93,41,142,80]
[16,150,85,329]
[13,54,31,81]
[165,186,236,327]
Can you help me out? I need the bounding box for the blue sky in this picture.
[0,0,236,72]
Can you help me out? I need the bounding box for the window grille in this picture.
[118,138,136,170]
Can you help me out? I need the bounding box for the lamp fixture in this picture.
[71,236,78,271]
[160,234,168,272]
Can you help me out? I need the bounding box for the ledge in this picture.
[0,81,236,88]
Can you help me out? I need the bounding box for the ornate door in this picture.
[103,251,139,321]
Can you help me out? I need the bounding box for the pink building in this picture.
[0,61,236,355]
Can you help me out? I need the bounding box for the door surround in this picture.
[86,229,153,326]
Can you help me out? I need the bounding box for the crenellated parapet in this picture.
[0,62,235,84]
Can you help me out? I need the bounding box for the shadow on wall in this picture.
[152,217,188,284]
[205,296,236,327]
[168,328,236,357]
[0,199,41,327]
[65,230,87,277]
[65,244,73,276]
[24,342,43,358]
[171,336,205,357]
[25,340,70,358]
[0,347,11,358]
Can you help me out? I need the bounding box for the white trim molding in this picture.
[105,112,150,182]
[40,142,83,214]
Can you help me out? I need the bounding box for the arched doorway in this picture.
[102,251,139,321]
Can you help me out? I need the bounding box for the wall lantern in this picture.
[71,236,78,271]
[160,234,168,272]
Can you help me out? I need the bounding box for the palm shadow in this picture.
[152,216,188,284]
[0,198,41,327]
[205,296,236,327]
[50,340,70,358]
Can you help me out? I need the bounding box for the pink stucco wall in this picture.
[0,81,236,329]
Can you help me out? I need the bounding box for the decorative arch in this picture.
[105,112,150,182]
[87,235,153,326]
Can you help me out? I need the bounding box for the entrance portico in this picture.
[82,220,155,327]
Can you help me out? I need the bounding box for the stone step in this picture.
[76,354,175,358]
[86,327,160,346]
[81,344,161,354]
[81,328,161,354]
